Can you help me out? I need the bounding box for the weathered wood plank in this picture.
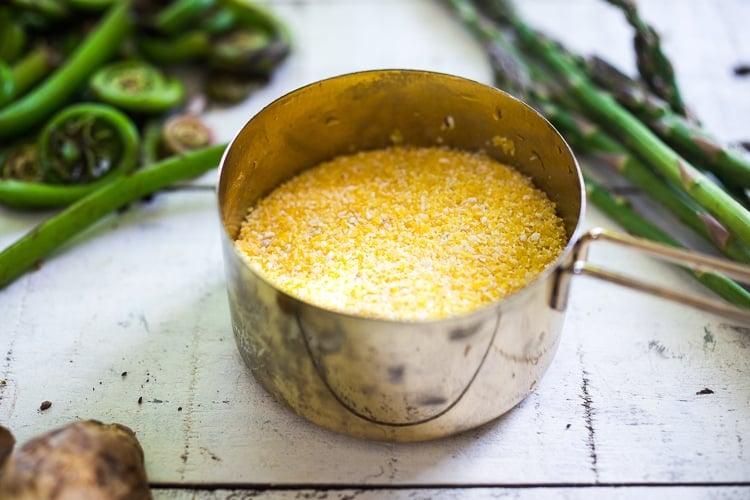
[0,0,748,492]
[151,486,750,499]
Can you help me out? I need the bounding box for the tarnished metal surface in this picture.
[218,70,584,441]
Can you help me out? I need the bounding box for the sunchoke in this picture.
[0,420,151,499]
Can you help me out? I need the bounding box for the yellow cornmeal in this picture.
[235,146,566,320]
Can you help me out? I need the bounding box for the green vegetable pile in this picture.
[444,0,750,308]
[0,0,290,288]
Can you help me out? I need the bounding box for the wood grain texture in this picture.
[151,486,750,499]
[1,0,748,496]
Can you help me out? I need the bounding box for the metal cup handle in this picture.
[552,227,750,323]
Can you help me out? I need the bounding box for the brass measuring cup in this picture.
[217,70,750,441]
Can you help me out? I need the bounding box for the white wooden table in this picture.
[2,0,749,498]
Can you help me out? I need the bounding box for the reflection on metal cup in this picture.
[218,69,584,441]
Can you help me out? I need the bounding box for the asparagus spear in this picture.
[584,55,672,121]
[532,59,750,261]
[0,144,225,289]
[447,0,750,259]
[603,0,687,117]
[586,55,750,190]
[585,174,750,307]
[542,101,750,263]
[444,0,750,303]
[475,0,750,251]
[443,0,531,99]
[478,0,750,204]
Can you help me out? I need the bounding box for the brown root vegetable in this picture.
[0,426,14,468]
[0,420,151,499]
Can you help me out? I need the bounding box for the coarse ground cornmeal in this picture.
[235,146,567,320]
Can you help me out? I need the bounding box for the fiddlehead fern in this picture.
[0,103,139,208]
[1,144,43,183]
[0,1,132,140]
[160,113,215,155]
[38,103,139,184]
[89,60,185,114]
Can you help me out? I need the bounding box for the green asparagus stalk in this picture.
[479,0,750,251]
[534,63,750,261]
[443,0,531,99]
[584,55,668,121]
[585,55,750,190]
[479,0,750,205]
[0,144,226,289]
[604,0,687,117]
[445,0,750,303]
[652,113,750,193]
[542,101,750,263]
[585,174,750,307]
[446,0,750,260]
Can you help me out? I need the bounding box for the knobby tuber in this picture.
[0,419,151,499]
[0,426,14,467]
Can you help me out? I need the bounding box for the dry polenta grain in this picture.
[235,146,566,320]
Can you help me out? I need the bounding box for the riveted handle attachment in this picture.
[552,228,750,323]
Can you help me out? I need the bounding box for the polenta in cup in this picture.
[234,146,567,320]
[218,70,584,441]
